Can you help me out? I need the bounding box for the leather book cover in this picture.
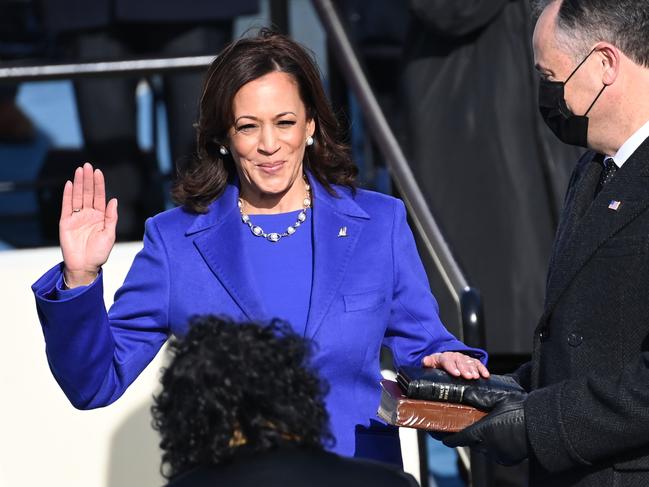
[377,379,486,433]
[396,366,522,403]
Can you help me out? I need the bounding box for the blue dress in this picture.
[243,208,313,337]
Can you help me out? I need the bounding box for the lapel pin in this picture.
[338,226,348,237]
[608,200,622,211]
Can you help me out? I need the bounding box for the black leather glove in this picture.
[442,388,528,466]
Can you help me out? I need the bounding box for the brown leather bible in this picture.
[377,379,486,432]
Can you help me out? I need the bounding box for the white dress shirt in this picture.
[610,118,649,168]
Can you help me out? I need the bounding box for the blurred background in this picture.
[0,1,584,486]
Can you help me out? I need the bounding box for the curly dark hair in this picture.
[151,315,333,479]
[172,28,357,213]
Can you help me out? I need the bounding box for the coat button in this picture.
[538,328,549,341]
[567,332,583,347]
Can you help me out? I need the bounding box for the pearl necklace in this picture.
[238,182,312,243]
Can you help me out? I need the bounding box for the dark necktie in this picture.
[595,157,617,196]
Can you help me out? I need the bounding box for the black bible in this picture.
[396,366,523,404]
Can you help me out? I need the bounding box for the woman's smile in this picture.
[255,160,286,175]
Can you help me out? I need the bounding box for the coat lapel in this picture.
[304,176,370,339]
[188,183,268,320]
[546,154,602,286]
[544,139,649,316]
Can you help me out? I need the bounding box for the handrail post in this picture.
[460,287,486,353]
[460,287,494,487]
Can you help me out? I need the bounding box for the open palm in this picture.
[59,163,118,287]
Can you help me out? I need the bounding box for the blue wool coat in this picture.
[32,175,486,464]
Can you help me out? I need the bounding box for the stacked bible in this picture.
[377,366,522,433]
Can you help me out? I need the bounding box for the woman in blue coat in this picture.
[32,30,488,466]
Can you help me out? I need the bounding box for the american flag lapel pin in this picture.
[608,200,622,211]
[338,226,348,237]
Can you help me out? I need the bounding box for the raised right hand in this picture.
[60,162,118,288]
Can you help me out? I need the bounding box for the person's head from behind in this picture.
[151,315,332,479]
[532,0,649,152]
[173,29,356,213]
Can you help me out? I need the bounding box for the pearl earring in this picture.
[306,136,314,146]
[219,146,229,156]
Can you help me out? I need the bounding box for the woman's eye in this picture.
[236,124,258,133]
[277,120,296,127]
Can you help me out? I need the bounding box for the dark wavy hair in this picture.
[151,315,333,479]
[172,29,357,213]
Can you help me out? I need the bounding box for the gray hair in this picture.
[531,0,649,67]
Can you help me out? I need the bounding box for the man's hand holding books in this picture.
[378,366,529,465]
[443,387,528,465]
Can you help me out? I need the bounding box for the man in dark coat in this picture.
[444,1,649,486]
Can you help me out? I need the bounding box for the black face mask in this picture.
[538,48,606,147]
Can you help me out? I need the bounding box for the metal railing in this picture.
[0,55,215,82]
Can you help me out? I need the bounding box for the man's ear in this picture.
[597,43,620,86]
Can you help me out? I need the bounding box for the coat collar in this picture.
[542,137,649,317]
[187,172,370,336]
[185,173,369,235]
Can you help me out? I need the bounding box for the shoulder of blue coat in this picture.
[331,184,403,218]
[149,204,193,222]
[147,204,200,233]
